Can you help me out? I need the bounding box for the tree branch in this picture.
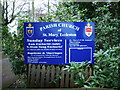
[5,0,9,25]
[2,0,28,26]
[8,0,15,24]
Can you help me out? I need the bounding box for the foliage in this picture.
[50,74,62,84]
[2,1,120,88]
[2,14,31,75]
[39,2,120,51]
[38,2,86,22]
[63,46,119,88]
[2,15,30,87]
[45,2,119,88]
[91,46,119,88]
[91,3,119,50]
[63,61,91,87]
[2,26,25,75]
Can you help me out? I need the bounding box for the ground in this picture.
[2,53,18,88]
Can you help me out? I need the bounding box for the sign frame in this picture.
[24,22,94,65]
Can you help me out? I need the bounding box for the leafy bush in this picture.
[91,46,119,88]
[2,25,26,75]
[63,61,91,87]
[64,46,119,88]
[2,16,31,75]
[2,1,119,88]
[40,2,119,51]
[91,4,119,50]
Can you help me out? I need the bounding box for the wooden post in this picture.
[41,65,45,87]
[60,67,65,88]
[46,66,50,87]
[36,65,40,87]
[30,65,36,87]
[56,66,60,87]
[27,64,31,87]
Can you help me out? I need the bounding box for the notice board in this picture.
[24,22,94,64]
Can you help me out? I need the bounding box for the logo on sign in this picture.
[85,23,92,37]
[26,23,34,37]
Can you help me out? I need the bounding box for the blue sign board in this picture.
[24,22,94,64]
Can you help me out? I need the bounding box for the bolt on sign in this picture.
[24,22,94,64]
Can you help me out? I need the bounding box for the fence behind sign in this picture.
[28,65,93,88]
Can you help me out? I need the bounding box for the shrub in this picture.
[64,46,119,88]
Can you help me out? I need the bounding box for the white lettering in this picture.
[39,23,80,31]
